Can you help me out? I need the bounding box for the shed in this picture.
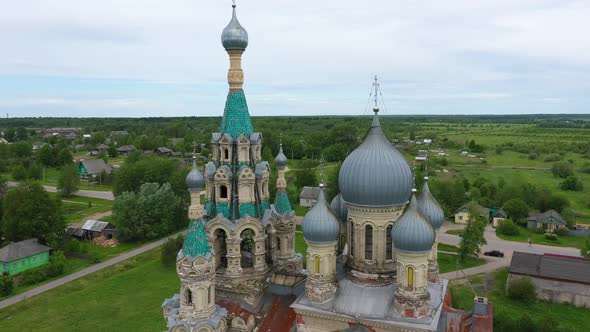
[94,143,109,152]
[77,159,112,178]
[0,239,52,275]
[157,147,173,156]
[81,220,117,239]
[116,145,136,155]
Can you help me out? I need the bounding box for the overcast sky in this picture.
[1,0,589,117]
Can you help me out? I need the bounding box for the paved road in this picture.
[437,222,581,280]
[0,231,185,310]
[7,181,114,200]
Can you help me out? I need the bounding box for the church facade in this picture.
[162,3,492,332]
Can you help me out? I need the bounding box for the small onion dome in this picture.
[274,144,288,169]
[302,190,340,243]
[330,193,348,224]
[186,159,204,192]
[392,194,435,253]
[417,177,445,230]
[221,4,248,50]
[339,111,412,207]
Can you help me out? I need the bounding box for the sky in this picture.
[0,0,589,117]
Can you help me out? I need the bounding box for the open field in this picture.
[437,253,485,274]
[495,226,587,249]
[0,249,177,331]
[449,268,590,332]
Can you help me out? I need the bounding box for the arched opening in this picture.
[265,225,273,264]
[365,225,373,260]
[240,229,255,268]
[214,229,228,269]
[220,185,228,199]
[314,256,320,274]
[339,234,346,253]
[350,222,355,257]
[224,148,229,160]
[386,224,393,260]
[208,285,212,304]
[185,288,193,306]
[407,266,414,289]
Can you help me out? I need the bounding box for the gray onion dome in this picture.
[221,4,248,50]
[186,159,204,192]
[330,193,348,224]
[392,195,435,253]
[417,177,445,230]
[302,190,340,243]
[339,111,412,207]
[274,144,288,169]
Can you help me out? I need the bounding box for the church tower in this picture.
[417,176,445,282]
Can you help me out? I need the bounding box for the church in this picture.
[162,3,492,332]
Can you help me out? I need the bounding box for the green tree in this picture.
[0,275,14,296]
[2,182,65,247]
[581,239,590,258]
[294,159,319,189]
[551,161,574,178]
[458,203,487,263]
[37,144,54,167]
[58,164,80,197]
[496,219,520,236]
[56,147,73,166]
[507,277,537,303]
[161,235,185,268]
[325,162,342,202]
[113,182,181,242]
[113,156,186,197]
[559,176,584,191]
[502,198,529,223]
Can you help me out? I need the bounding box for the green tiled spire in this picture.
[274,190,293,215]
[220,90,254,139]
[239,203,257,218]
[181,220,213,258]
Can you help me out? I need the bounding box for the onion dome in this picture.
[330,193,348,224]
[417,177,445,230]
[221,3,248,50]
[391,194,435,253]
[186,159,204,192]
[275,144,288,169]
[302,190,340,243]
[339,110,412,207]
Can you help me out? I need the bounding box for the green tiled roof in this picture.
[216,202,230,218]
[181,220,212,258]
[274,190,292,215]
[220,90,253,139]
[260,199,270,212]
[239,203,257,218]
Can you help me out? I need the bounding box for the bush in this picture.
[544,233,558,241]
[543,153,561,162]
[534,227,545,234]
[0,275,14,296]
[496,219,520,236]
[553,228,568,236]
[551,161,574,178]
[161,235,185,268]
[559,176,584,191]
[63,239,81,253]
[507,277,536,302]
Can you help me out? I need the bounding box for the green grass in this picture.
[48,192,113,224]
[295,231,307,265]
[446,229,464,236]
[495,227,586,249]
[293,204,308,216]
[437,243,459,253]
[0,249,178,331]
[448,268,590,332]
[437,253,485,274]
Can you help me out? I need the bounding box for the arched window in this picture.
[386,224,393,260]
[220,185,228,199]
[365,225,373,260]
[208,285,212,304]
[185,289,193,306]
[350,222,355,257]
[224,148,229,160]
[339,234,346,252]
[314,256,320,274]
[407,266,414,289]
[240,229,255,268]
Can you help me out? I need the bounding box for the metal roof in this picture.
[339,112,412,207]
[0,239,51,262]
[417,178,445,230]
[392,195,435,253]
[509,252,590,284]
[302,190,340,243]
[81,220,114,232]
[527,210,566,225]
[221,4,248,50]
[186,159,205,191]
[274,144,288,169]
[330,193,348,224]
[299,186,322,199]
[79,159,112,175]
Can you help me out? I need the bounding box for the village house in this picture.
[508,252,590,308]
[156,147,173,156]
[77,159,112,179]
[527,210,568,232]
[454,201,490,224]
[490,208,507,227]
[116,144,136,155]
[0,239,52,275]
[299,186,322,207]
[94,143,109,153]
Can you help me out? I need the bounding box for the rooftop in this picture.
[509,252,590,285]
[0,239,52,262]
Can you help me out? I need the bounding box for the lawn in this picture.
[295,230,308,265]
[437,243,459,253]
[437,253,485,274]
[495,227,586,249]
[449,268,590,332]
[0,249,178,332]
[446,229,464,236]
[48,192,113,224]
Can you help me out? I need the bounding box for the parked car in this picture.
[484,250,504,257]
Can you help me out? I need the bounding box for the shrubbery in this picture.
[507,277,536,302]
[17,251,67,287]
[544,233,558,241]
[161,235,185,268]
[0,275,14,297]
[553,228,568,236]
[496,220,520,236]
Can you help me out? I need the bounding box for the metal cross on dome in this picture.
[319,156,325,188]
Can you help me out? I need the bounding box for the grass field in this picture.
[437,253,485,274]
[48,192,113,224]
[437,243,459,253]
[0,249,177,331]
[495,227,587,249]
[449,268,590,332]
